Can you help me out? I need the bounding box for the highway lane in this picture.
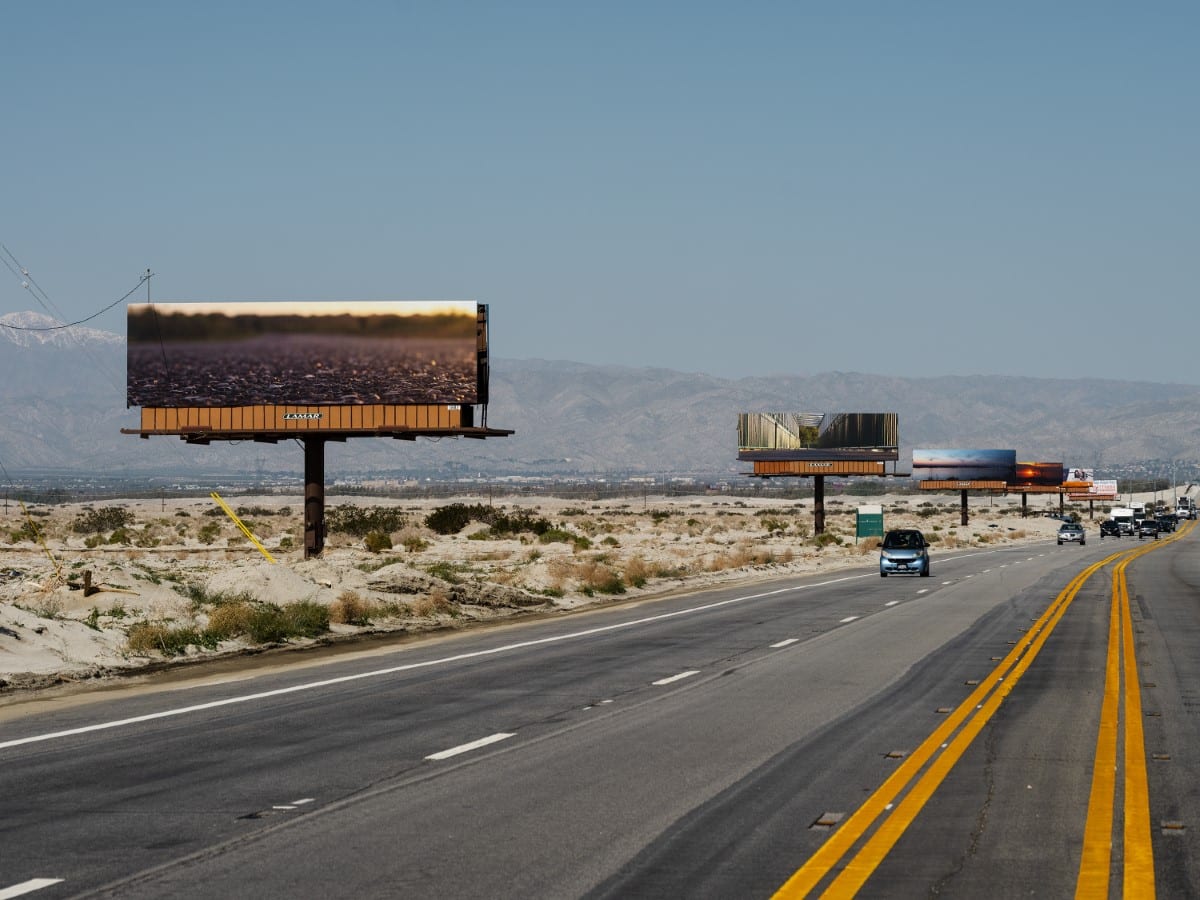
[0,531,1193,898]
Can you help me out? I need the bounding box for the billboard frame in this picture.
[124,300,512,557]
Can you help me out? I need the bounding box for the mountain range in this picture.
[2,310,1199,480]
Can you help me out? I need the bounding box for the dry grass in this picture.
[330,590,372,626]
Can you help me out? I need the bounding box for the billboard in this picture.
[912,449,1017,483]
[1064,466,1095,484]
[1013,462,1065,488]
[737,412,899,461]
[128,301,485,408]
[1071,479,1118,500]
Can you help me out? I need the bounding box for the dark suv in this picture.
[879,529,931,577]
[1099,519,1121,538]
[1138,519,1160,540]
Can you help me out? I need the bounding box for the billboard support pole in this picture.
[814,475,826,534]
[304,437,326,559]
[1021,494,1028,518]
[961,489,969,527]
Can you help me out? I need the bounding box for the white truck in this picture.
[1111,507,1136,535]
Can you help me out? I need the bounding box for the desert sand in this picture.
[0,489,1108,696]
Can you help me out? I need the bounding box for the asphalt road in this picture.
[1,524,1197,898]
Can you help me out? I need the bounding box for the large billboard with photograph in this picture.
[737,412,899,461]
[128,301,486,408]
[912,449,1017,483]
[1013,462,1065,488]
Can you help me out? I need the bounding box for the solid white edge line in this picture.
[0,879,65,899]
[652,670,700,686]
[1,574,872,752]
[425,732,515,761]
[770,638,799,648]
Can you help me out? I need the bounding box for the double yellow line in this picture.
[772,523,1191,898]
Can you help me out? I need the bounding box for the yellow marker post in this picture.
[209,492,277,563]
[18,499,61,581]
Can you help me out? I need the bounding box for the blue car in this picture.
[880,529,931,577]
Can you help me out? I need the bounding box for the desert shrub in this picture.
[326,505,407,538]
[426,561,469,584]
[73,506,134,534]
[9,521,41,543]
[409,589,456,617]
[197,522,221,544]
[278,534,294,550]
[576,560,625,595]
[814,532,842,548]
[601,536,620,547]
[624,556,651,588]
[281,600,330,637]
[425,503,475,535]
[236,604,283,643]
[397,529,430,552]
[205,601,256,639]
[364,530,393,553]
[235,505,275,517]
[107,527,133,545]
[425,503,552,537]
[127,622,213,656]
[538,528,576,545]
[330,590,372,626]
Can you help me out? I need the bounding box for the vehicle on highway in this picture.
[1099,519,1121,538]
[1155,515,1176,533]
[1111,507,1136,535]
[1057,522,1086,545]
[1138,519,1160,540]
[879,528,931,577]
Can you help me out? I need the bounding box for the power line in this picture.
[0,273,149,332]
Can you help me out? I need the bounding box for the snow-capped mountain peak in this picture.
[0,310,123,349]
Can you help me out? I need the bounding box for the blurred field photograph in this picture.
[127,301,480,407]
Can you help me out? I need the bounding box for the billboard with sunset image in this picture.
[912,449,1017,483]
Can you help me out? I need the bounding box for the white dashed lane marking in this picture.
[652,670,700,686]
[0,880,65,899]
[426,733,515,761]
[770,638,799,648]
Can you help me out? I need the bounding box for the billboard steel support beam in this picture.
[961,489,969,527]
[304,437,326,559]
[814,476,826,534]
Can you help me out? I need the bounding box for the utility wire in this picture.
[0,274,148,331]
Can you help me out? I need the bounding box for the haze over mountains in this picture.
[2,311,1198,480]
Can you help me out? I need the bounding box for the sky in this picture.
[2,2,1197,383]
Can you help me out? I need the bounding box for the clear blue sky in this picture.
[3,3,1197,383]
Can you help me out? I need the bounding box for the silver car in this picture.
[1057,522,1086,545]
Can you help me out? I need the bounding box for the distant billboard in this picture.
[737,412,899,462]
[1065,467,1095,484]
[1078,479,1119,499]
[128,301,485,408]
[1013,462,1064,488]
[912,449,1017,483]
